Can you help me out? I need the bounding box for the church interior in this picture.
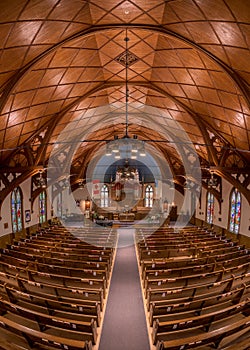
[0,1,249,349]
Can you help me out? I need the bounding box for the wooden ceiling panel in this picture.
[79,67,104,82]
[151,69,176,83]
[0,0,249,182]
[0,114,8,131]
[60,68,83,84]
[33,21,69,45]
[225,47,250,72]
[181,85,203,101]
[218,91,242,112]
[32,86,56,105]
[201,44,231,66]
[169,68,194,85]
[5,124,23,144]
[185,22,220,44]
[188,69,213,87]
[0,0,27,22]
[225,0,250,22]
[211,22,247,48]
[198,87,221,105]
[52,85,76,100]
[6,21,42,47]
[25,105,47,122]
[44,100,66,116]
[0,47,27,72]
[13,69,44,92]
[227,110,247,129]
[39,68,66,87]
[178,49,205,69]
[19,0,57,19]
[7,109,28,128]
[154,50,183,67]
[110,2,144,22]
[49,48,78,68]
[209,71,236,92]
[11,91,36,111]
[194,0,234,21]
[169,0,204,22]
[0,23,12,49]
[73,50,101,67]
[48,1,86,21]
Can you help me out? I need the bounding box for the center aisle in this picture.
[98,228,150,350]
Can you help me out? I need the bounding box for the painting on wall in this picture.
[25,210,31,222]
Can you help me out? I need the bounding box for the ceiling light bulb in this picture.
[106,146,112,156]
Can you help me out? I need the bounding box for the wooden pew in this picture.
[145,262,250,291]
[1,283,101,326]
[155,315,250,350]
[0,297,98,344]
[147,272,250,309]
[0,314,92,350]
[149,282,250,326]
[0,253,110,278]
[152,298,250,344]
[1,248,112,273]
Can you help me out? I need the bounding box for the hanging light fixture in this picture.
[78,179,84,189]
[139,141,146,156]
[105,29,146,161]
[38,170,46,189]
[116,159,138,182]
[208,171,217,189]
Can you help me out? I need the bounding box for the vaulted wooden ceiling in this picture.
[0,0,249,202]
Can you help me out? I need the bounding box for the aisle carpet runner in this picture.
[98,228,150,350]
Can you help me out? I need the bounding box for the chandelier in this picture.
[116,159,139,182]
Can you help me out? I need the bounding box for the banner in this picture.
[92,179,100,197]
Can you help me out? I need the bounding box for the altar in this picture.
[119,213,135,222]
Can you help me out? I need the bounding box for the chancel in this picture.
[0,1,249,350]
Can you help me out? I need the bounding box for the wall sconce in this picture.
[85,197,91,210]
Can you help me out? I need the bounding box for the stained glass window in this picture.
[11,187,23,233]
[57,191,62,218]
[229,188,241,234]
[39,191,47,224]
[101,185,109,207]
[145,185,153,208]
[206,192,214,224]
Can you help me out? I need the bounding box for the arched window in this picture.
[145,185,153,208]
[57,191,62,218]
[206,191,214,224]
[39,191,47,224]
[229,188,241,234]
[101,185,109,207]
[11,187,23,233]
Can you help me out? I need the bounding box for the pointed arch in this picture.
[206,191,215,224]
[145,185,153,208]
[101,184,109,208]
[11,187,23,233]
[39,190,47,224]
[229,188,241,234]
